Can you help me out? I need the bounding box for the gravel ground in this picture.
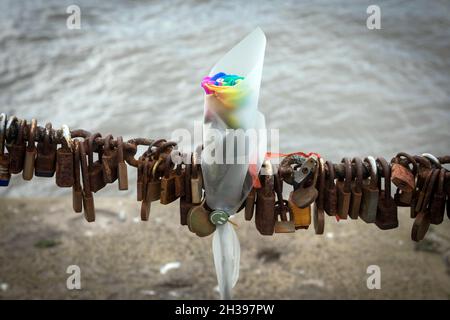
[0,197,449,300]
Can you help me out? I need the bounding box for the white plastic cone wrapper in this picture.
[201,28,267,299]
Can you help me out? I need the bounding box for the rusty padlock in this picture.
[411,156,433,218]
[191,152,203,205]
[392,152,417,206]
[278,154,305,185]
[72,139,83,213]
[255,160,276,235]
[442,157,450,219]
[180,162,193,226]
[160,155,178,205]
[169,149,185,198]
[102,134,118,184]
[336,157,351,219]
[391,152,416,192]
[87,133,106,193]
[146,158,162,202]
[348,157,363,220]
[324,160,338,216]
[360,156,379,223]
[245,188,256,221]
[55,125,74,187]
[8,119,26,174]
[422,153,441,168]
[0,113,10,186]
[429,168,446,225]
[410,156,432,218]
[273,173,295,233]
[187,200,215,237]
[141,158,151,221]
[174,155,186,198]
[411,211,430,242]
[35,123,57,177]
[313,158,325,234]
[375,157,398,230]
[22,118,37,181]
[79,140,95,222]
[412,169,433,218]
[140,199,151,222]
[136,156,145,201]
[117,136,128,190]
[290,155,318,208]
[446,171,450,220]
[411,168,439,241]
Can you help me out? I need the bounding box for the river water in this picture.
[1,0,449,197]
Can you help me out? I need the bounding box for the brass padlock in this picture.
[179,162,193,226]
[375,157,398,230]
[0,113,10,186]
[72,139,83,213]
[429,168,446,225]
[87,133,106,193]
[8,119,26,174]
[336,157,351,219]
[117,136,128,190]
[79,140,95,222]
[255,160,276,235]
[22,118,37,181]
[288,192,311,229]
[324,160,337,216]
[274,200,296,233]
[55,125,74,188]
[187,200,216,237]
[348,157,363,220]
[360,156,379,223]
[290,155,318,208]
[146,158,162,202]
[35,123,57,177]
[313,158,325,234]
[102,134,118,184]
[245,188,256,221]
[160,155,178,205]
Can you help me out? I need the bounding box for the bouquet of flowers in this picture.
[201,28,267,299]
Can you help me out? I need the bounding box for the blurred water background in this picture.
[1,0,449,197]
